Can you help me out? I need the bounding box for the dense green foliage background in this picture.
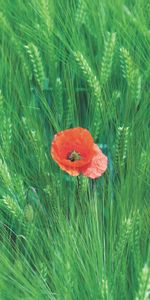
[0,0,150,299]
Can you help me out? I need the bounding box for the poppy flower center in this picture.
[68,150,81,162]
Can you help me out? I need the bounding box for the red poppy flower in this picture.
[51,127,108,179]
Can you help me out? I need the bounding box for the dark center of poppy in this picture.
[68,150,81,162]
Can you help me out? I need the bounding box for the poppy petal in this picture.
[51,127,94,169]
[51,127,94,160]
[56,161,80,176]
[51,128,108,178]
[81,144,108,179]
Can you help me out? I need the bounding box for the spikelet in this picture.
[66,98,74,128]
[39,262,48,282]
[114,215,133,265]
[113,215,134,290]
[22,116,42,162]
[0,159,12,187]
[102,277,108,300]
[55,78,63,123]
[44,184,52,197]
[30,129,38,144]
[138,150,149,175]
[13,175,26,204]
[129,210,141,270]
[120,47,134,83]
[108,90,121,120]
[30,129,45,165]
[75,0,87,27]
[74,51,102,139]
[120,47,141,102]
[75,51,101,100]
[136,75,142,104]
[24,204,34,223]
[100,32,116,85]
[40,0,53,33]
[22,116,37,145]
[25,43,45,89]
[14,40,30,77]
[1,195,22,219]
[0,92,12,158]
[114,126,129,167]
[136,264,150,300]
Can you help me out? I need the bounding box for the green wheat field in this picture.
[0,1,150,299]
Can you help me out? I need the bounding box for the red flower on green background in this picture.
[51,127,108,179]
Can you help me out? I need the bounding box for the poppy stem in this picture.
[76,176,81,208]
[77,176,80,189]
